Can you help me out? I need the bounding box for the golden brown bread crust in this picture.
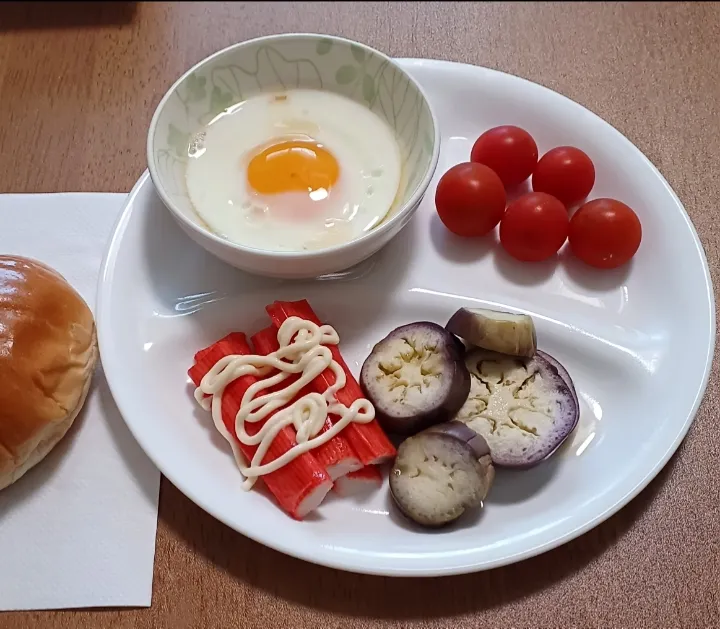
[0,255,98,490]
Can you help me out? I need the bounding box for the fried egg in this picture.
[185,89,402,252]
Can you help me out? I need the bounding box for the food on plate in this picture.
[470,125,538,188]
[360,322,470,436]
[537,349,579,410]
[189,332,334,519]
[251,325,362,480]
[569,198,642,269]
[532,146,595,207]
[190,299,395,520]
[434,125,636,272]
[0,256,98,491]
[455,348,579,468]
[266,300,396,465]
[390,421,494,527]
[185,89,402,252]
[424,420,493,456]
[434,162,506,237]
[499,192,569,262]
[334,465,383,496]
[189,295,581,524]
[446,307,537,358]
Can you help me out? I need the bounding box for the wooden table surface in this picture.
[2,2,719,627]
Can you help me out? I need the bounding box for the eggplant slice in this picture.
[455,349,579,468]
[446,307,537,358]
[360,322,470,435]
[390,426,494,527]
[536,349,579,410]
[425,420,492,459]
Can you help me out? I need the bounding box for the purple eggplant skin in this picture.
[449,331,468,357]
[446,307,537,358]
[536,349,579,411]
[456,349,580,469]
[360,322,471,436]
[425,421,491,459]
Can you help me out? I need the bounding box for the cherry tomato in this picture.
[435,162,507,237]
[532,146,595,207]
[569,198,642,269]
[470,125,539,188]
[499,192,569,262]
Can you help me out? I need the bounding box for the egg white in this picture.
[185,89,402,252]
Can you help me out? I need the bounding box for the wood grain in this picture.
[2,2,719,627]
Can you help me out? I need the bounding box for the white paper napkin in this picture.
[0,193,160,611]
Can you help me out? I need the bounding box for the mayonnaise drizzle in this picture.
[194,317,375,490]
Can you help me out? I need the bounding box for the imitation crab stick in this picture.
[333,465,384,496]
[266,300,396,466]
[189,332,332,520]
[251,326,363,480]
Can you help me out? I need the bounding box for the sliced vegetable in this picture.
[333,465,383,496]
[425,420,492,459]
[189,333,333,520]
[251,326,362,480]
[266,300,396,465]
[536,349,579,410]
[470,125,539,188]
[445,307,537,358]
[455,348,579,468]
[569,198,642,269]
[390,425,494,527]
[435,162,507,237]
[532,146,595,207]
[360,322,470,436]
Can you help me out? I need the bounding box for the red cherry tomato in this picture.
[470,125,539,188]
[569,198,642,269]
[499,192,569,262]
[435,162,507,237]
[532,146,595,207]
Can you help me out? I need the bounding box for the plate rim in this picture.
[97,58,716,576]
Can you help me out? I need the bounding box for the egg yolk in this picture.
[247,140,339,195]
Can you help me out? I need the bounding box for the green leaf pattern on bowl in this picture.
[185,73,207,103]
[153,39,435,218]
[315,38,333,55]
[167,124,190,158]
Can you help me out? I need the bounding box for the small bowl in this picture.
[147,33,440,279]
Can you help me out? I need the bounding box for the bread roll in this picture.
[0,256,98,490]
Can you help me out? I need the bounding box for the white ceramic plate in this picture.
[98,59,714,576]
